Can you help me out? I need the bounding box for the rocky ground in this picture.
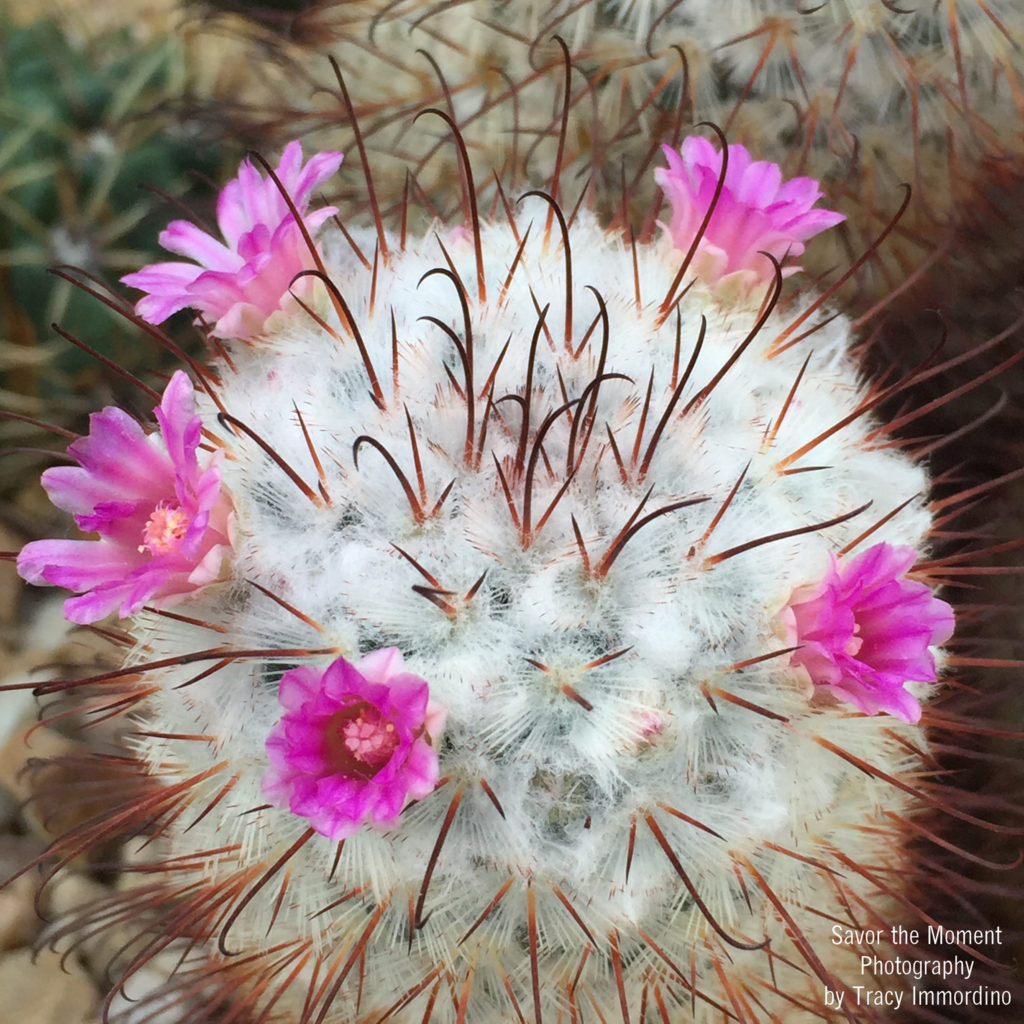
[0,527,140,1024]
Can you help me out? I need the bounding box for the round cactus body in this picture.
[11,134,988,1023]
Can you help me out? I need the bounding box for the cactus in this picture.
[0,13,235,442]
[10,128,1017,1024]
[183,1,1023,294]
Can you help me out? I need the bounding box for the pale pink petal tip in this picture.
[780,542,954,723]
[16,371,234,624]
[121,142,343,341]
[262,650,444,840]
[655,137,844,299]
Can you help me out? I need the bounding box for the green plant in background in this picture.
[0,14,236,420]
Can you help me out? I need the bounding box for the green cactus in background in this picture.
[0,14,236,415]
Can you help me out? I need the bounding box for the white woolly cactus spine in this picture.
[9,131,978,1024]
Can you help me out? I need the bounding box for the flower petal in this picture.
[159,220,242,272]
[17,376,234,623]
[262,651,443,840]
[657,136,844,299]
[782,542,953,722]
[122,142,343,341]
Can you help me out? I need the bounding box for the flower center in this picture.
[323,702,399,781]
[140,504,190,555]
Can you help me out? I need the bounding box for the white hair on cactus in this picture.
[80,160,953,1021]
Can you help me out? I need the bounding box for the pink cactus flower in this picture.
[263,649,445,840]
[655,137,844,297]
[121,141,343,340]
[17,372,233,624]
[779,543,955,723]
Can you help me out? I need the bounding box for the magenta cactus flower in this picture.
[263,649,444,840]
[655,137,844,297]
[780,542,955,723]
[17,371,234,624]
[121,141,343,339]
